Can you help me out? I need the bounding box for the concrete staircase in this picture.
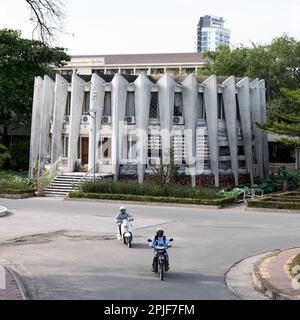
[44,174,85,197]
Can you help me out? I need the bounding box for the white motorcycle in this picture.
[118,218,134,248]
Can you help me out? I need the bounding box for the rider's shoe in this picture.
[117,234,121,241]
[165,265,169,271]
[151,267,158,273]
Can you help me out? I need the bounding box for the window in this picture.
[174,93,183,116]
[65,92,71,115]
[198,93,206,119]
[99,137,112,159]
[82,92,90,114]
[217,94,225,119]
[103,92,112,116]
[125,92,135,117]
[236,95,241,120]
[149,92,159,119]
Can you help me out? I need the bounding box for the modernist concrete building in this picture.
[29,73,269,187]
[56,53,207,77]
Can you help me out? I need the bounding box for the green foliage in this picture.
[9,140,30,171]
[0,29,70,129]
[30,171,55,192]
[80,180,219,200]
[151,148,178,187]
[69,192,236,206]
[290,254,300,280]
[199,35,300,100]
[0,144,11,169]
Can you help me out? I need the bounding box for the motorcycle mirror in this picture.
[147,239,152,242]
[169,238,174,242]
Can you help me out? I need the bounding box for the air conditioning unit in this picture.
[81,115,89,124]
[173,116,184,125]
[125,116,135,125]
[64,115,70,125]
[102,116,112,125]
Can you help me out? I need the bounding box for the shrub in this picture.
[0,144,11,169]
[79,180,218,199]
[9,141,30,171]
[69,192,236,206]
[247,200,300,210]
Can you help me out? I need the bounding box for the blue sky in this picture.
[0,0,299,54]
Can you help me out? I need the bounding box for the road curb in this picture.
[245,206,300,214]
[2,265,30,300]
[252,249,300,300]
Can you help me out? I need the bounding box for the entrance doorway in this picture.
[80,137,89,172]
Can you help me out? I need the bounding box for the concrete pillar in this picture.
[111,73,128,181]
[51,74,69,169]
[29,77,44,178]
[68,74,85,172]
[157,73,176,166]
[236,77,254,185]
[203,75,219,187]
[250,79,264,179]
[259,80,269,179]
[182,74,198,187]
[88,74,105,172]
[222,76,239,186]
[134,72,152,183]
[38,75,55,176]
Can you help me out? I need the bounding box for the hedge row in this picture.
[0,188,36,195]
[248,200,300,210]
[69,192,236,206]
[79,180,218,199]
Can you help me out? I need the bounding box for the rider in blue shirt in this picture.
[149,228,170,272]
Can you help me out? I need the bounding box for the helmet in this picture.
[120,206,126,214]
[156,228,164,238]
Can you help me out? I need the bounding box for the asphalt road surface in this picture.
[1,198,300,300]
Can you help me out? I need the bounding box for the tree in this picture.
[26,0,66,45]
[199,35,300,101]
[0,29,70,142]
[257,89,300,146]
[152,149,178,187]
[0,144,11,169]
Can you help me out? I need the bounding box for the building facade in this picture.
[56,53,207,77]
[197,15,231,52]
[29,73,269,187]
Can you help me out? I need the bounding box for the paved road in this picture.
[1,198,300,300]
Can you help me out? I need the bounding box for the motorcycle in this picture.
[148,238,173,281]
[118,217,134,248]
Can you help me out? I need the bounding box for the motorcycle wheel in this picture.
[127,237,132,248]
[159,262,164,281]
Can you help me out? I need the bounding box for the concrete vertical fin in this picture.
[182,74,198,187]
[134,72,152,183]
[38,75,55,175]
[222,76,239,186]
[88,73,106,171]
[236,77,254,185]
[250,79,264,179]
[51,74,68,168]
[259,79,269,179]
[203,75,219,187]
[29,77,44,177]
[68,74,85,172]
[111,73,128,180]
[157,73,176,165]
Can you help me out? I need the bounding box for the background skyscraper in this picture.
[197,15,231,52]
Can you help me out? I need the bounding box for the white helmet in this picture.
[120,206,126,213]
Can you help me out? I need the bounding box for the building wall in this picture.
[197,15,231,52]
[29,73,268,187]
